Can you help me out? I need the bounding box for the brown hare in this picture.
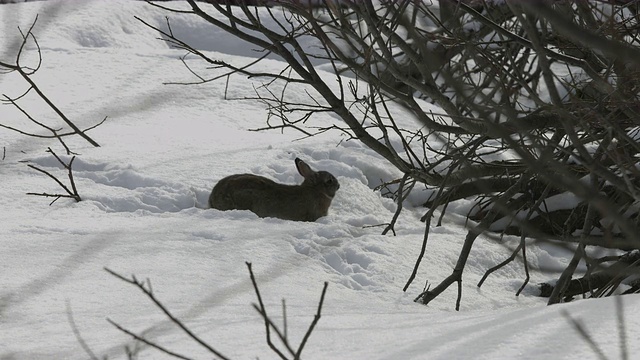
[209,158,340,221]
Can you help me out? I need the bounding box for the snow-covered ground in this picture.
[1,1,638,359]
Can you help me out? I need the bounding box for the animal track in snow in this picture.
[29,155,197,213]
[290,229,391,291]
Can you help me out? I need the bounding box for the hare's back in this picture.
[209,174,277,210]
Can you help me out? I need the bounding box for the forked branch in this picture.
[105,263,328,359]
[104,267,230,360]
[0,15,104,150]
[27,147,81,204]
[247,261,328,360]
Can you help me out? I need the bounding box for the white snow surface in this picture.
[1,1,639,359]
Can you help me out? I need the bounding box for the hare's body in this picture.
[209,158,339,222]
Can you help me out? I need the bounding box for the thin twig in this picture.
[246,262,292,359]
[1,17,105,151]
[66,300,100,360]
[382,173,409,236]
[104,268,230,360]
[282,299,288,342]
[107,318,193,360]
[295,281,328,359]
[26,147,81,203]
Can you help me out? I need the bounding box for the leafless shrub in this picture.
[105,263,328,359]
[0,15,104,154]
[142,0,640,308]
[1,16,106,204]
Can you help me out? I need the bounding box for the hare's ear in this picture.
[295,158,315,178]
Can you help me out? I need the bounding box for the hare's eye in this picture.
[325,178,334,185]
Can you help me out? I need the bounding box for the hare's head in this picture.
[295,158,340,198]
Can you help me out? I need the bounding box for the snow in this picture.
[1,1,639,359]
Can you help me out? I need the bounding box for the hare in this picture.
[209,158,340,221]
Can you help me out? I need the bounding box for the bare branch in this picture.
[66,301,100,360]
[104,268,230,360]
[1,16,105,151]
[150,0,640,308]
[107,318,193,360]
[26,148,81,203]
